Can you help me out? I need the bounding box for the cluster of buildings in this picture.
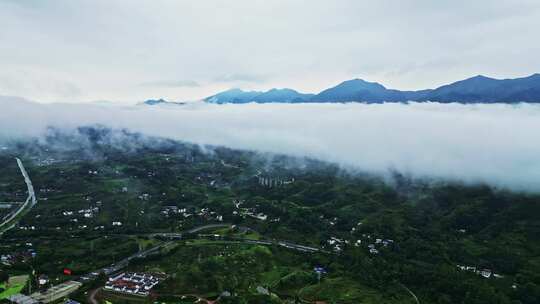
[58,205,103,230]
[327,237,346,252]
[350,221,395,255]
[232,200,270,222]
[318,214,341,227]
[104,272,161,296]
[138,193,150,201]
[161,205,180,216]
[365,237,394,255]
[58,203,126,230]
[257,176,295,188]
[160,205,225,223]
[245,211,267,221]
[38,274,50,286]
[456,265,503,279]
[161,206,192,218]
[1,249,36,265]
[158,204,236,231]
[35,157,64,167]
[62,205,100,219]
[197,207,224,222]
[325,228,395,254]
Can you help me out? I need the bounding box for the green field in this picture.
[0,275,28,299]
[298,278,414,304]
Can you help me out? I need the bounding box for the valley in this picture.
[0,128,539,303]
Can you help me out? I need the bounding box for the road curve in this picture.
[0,158,37,233]
[88,287,101,304]
[399,283,420,304]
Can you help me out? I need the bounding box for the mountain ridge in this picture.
[204,88,313,104]
[204,73,540,104]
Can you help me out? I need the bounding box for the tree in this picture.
[0,271,9,285]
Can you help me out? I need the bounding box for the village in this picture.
[104,272,163,296]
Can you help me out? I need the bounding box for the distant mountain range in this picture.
[204,88,314,104]
[202,73,540,104]
[140,98,186,106]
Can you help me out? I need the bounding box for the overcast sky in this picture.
[1,0,540,103]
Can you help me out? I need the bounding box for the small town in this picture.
[104,272,162,296]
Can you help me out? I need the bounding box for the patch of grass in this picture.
[260,266,288,286]
[298,278,404,304]
[133,236,157,251]
[244,231,261,240]
[0,275,28,299]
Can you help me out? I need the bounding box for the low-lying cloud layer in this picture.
[1,96,539,192]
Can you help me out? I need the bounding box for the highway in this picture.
[0,158,37,233]
[80,224,325,281]
[186,223,231,233]
[148,223,233,239]
[17,157,37,206]
[79,241,174,282]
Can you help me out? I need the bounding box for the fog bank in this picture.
[1,96,539,192]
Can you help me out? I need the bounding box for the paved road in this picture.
[17,157,37,206]
[0,158,37,233]
[399,283,420,304]
[30,280,82,303]
[88,287,101,304]
[242,239,323,253]
[79,241,174,282]
[148,223,233,239]
[150,223,324,254]
[150,223,255,239]
[80,224,324,281]
[186,223,231,233]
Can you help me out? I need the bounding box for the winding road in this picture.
[399,283,420,304]
[0,158,37,234]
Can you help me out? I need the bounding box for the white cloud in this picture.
[139,80,200,88]
[1,96,539,192]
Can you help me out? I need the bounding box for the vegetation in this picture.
[0,127,539,303]
[0,275,27,300]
